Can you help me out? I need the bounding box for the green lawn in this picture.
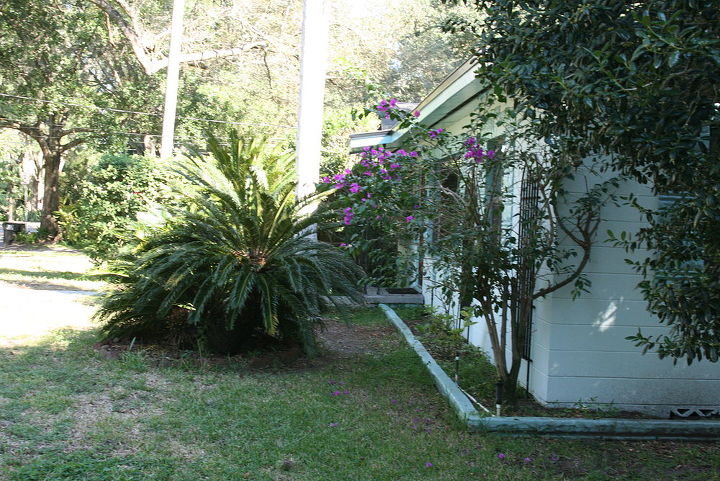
[0,248,718,480]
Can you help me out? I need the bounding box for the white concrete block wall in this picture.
[407,91,720,417]
[530,172,720,416]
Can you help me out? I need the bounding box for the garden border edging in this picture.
[378,304,720,441]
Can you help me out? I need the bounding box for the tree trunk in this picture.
[40,148,62,238]
[6,183,15,221]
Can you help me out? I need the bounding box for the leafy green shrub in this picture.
[13,230,42,244]
[96,134,365,354]
[59,153,175,261]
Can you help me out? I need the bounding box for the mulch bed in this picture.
[93,314,396,372]
[397,309,660,420]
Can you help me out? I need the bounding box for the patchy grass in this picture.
[1,248,719,480]
[2,318,719,480]
[0,245,108,291]
[0,267,111,291]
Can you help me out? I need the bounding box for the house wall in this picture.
[357,60,720,417]
[417,114,720,417]
[530,169,720,417]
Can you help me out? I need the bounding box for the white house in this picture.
[350,59,720,417]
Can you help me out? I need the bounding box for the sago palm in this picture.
[97,133,364,353]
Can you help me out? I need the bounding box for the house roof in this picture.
[349,58,487,152]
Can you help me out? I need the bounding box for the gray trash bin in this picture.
[2,222,26,246]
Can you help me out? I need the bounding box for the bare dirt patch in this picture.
[317,317,395,357]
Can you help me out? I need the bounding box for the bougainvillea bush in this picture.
[322,100,617,400]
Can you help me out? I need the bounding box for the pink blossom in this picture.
[406,215,414,222]
[413,110,421,118]
[349,183,361,193]
[428,128,444,139]
[321,176,331,183]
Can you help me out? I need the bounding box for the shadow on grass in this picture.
[0,267,113,282]
[0,267,111,292]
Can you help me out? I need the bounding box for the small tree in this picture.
[329,103,618,399]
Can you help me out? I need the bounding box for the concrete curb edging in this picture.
[378,304,483,424]
[378,303,720,440]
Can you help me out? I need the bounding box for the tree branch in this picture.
[148,43,267,73]
[61,138,86,153]
[88,0,156,75]
[89,0,267,75]
[58,127,96,137]
[0,117,41,141]
[533,209,598,299]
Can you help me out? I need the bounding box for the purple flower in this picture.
[334,183,345,189]
[424,462,433,468]
[464,137,477,147]
[428,128,444,139]
[413,110,420,118]
[390,163,400,170]
[338,243,347,247]
[343,207,353,213]
[406,215,414,222]
[395,149,408,156]
[321,176,331,183]
[391,399,398,404]
[409,151,418,157]
[523,457,533,463]
[349,183,361,193]
[497,453,506,460]
[333,173,346,182]
[363,171,373,176]
[328,422,338,427]
[487,150,496,159]
[549,454,560,462]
